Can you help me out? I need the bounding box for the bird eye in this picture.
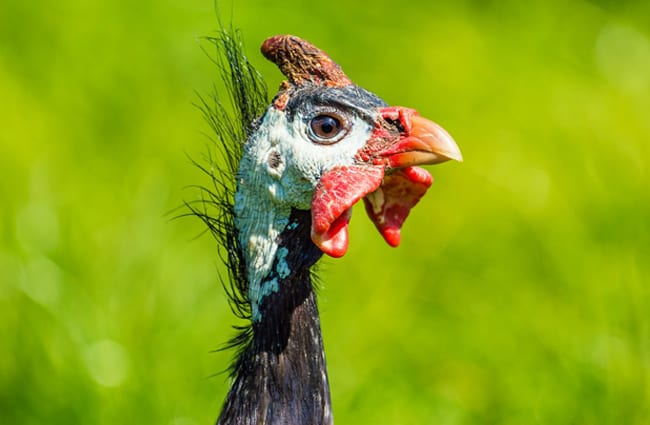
[308,114,346,144]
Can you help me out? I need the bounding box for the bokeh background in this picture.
[2,0,649,424]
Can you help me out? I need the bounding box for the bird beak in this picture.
[371,107,462,168]
[311,107,461,257]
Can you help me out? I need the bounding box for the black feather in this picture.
[186,24,268,356]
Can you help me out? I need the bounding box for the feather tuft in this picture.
[186,23,268,370]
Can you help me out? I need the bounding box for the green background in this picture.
[2,0,649,424]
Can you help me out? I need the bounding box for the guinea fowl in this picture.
[192,31,461,425]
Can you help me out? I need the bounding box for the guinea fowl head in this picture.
[236,35,461,290]
[205,32,461,425]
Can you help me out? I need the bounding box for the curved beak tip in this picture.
[411,115,463,164]
[444,141,464,163]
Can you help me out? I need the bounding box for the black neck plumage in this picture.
[217,209,332,425]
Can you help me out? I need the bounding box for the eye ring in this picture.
[307,113,348,144]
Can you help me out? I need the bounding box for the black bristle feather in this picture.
[186,24,268,371]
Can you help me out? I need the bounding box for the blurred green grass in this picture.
[1,0,649,424]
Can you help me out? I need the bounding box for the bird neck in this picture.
[219,208,332,425]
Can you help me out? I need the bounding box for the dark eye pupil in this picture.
[311,115,341,139]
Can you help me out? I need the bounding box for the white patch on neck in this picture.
[235,109,292,322]
[234,186,289,322]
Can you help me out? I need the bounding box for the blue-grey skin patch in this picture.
[276,247,291,279]
[252,277,280,322]
[251,246,290,321]
[283,84,387,124]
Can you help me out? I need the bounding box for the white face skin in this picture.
[235,105,374,321]
[242,106,374,210]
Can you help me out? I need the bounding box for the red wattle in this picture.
[311,208,352,258]
[311,165,384,256]
[363,166,433,247]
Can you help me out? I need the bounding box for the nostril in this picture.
[384,117,406,134]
